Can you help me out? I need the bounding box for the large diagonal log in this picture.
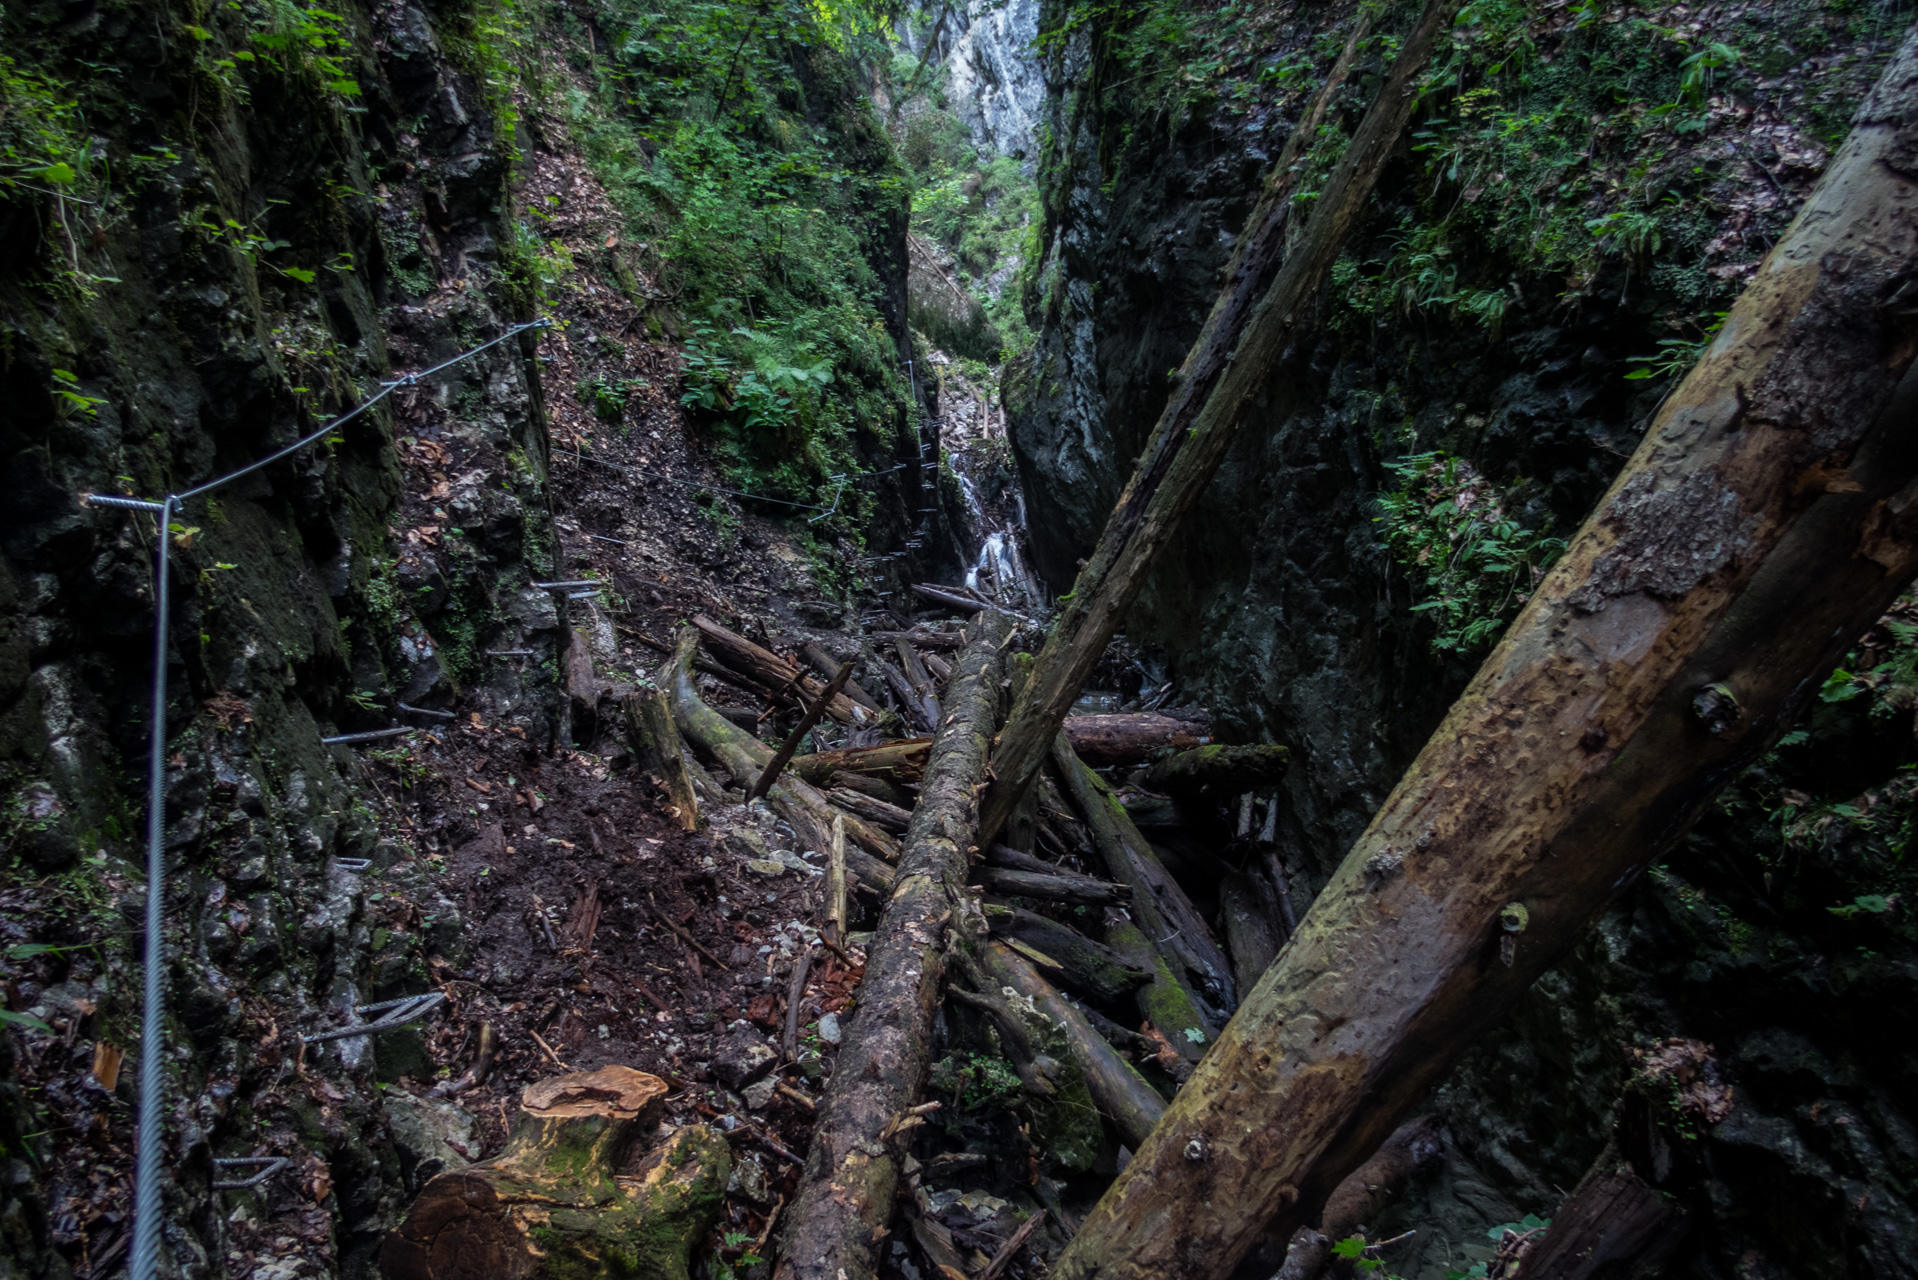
[979,0,1457,843]
[774,611,1013,1280]
[1049,33,1918,1280]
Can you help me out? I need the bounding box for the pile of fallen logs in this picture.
[606,608,1313,1280]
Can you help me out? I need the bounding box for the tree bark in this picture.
[895,638,943,727]
[381,1067,729,1280]
[623,687,701,831]
[1048,33,1918,1280]
[1217,871,1279,995]
[1511,1158,1682,1280]
[1142,745,1291,801]
[775,611,1013,1280]
[1059,713,1211,766]
[978,941,1169,1151]
[979,0,1460,845]
[790,738,935,788]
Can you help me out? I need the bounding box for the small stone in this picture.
[746,859,787,877]
[728,1156,772,1203]
[816,1012,842,1045]
[742,1077,776,1110]
[713,1022,778,1090]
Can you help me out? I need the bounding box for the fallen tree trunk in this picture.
[790,737,934,787]
[381,1067,729,1280]
[828,787,913,833]
[976,866,1130,906]
[872,628,967,651]
[1060,713,1211,766]
[1142,744,1290,801]
[694,615,861,724]
[1218,871,1280,995]
[978,0,1459,845]
[1512,1154,1683,1280]
[775,611,1013,1280]
[1048,33,1918,1280]
[978,940,1168,1151]
[1055,737,1235,1016]
[1271,1117,1441,1280]
[786,714,1211,783]
[895,638,942,727]
[984,904,1153,1003]
[623,687,701,832]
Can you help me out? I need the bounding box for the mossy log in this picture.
[1054,736,1234,1045]
[775,612,1012,1280]
[1057,714,1211,767]
[622,688,700,832]
[982,904,1152,1003]
[1049,33,1918,1280]
[1141,744,1290,802]
[978,941,1168,1151]
[381,1067,729,1280]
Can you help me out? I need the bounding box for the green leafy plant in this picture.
[1376,452,1565,654]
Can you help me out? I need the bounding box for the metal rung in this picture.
[488,649,536,657]
[532,579,598,589]
[586,534,628,545]
[212,1157,289,1190]
[567,590,600,599]
[334,858,372,872]
[322,727,413,745]
[302,991,445,1044]
[83,494,170,513]
[398,702,455,720]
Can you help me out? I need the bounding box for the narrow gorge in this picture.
[3,2,1915,1280]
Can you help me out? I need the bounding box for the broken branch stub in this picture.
[775,611,1013,1280]
[1051,32,1918,1280]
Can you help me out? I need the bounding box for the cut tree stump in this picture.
[381,1066,729,1280]
[775,612,1012,1280]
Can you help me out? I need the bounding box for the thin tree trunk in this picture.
[1049,34,1918,1280]
[1059,712,1212,766]
[694,615,861,724]
[1271,1117,1442,1280]
[979,0,1458,845]
[775,612,1013,1280]
[748,660,856,802]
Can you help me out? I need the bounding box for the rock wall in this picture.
[0,4,920,1277]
